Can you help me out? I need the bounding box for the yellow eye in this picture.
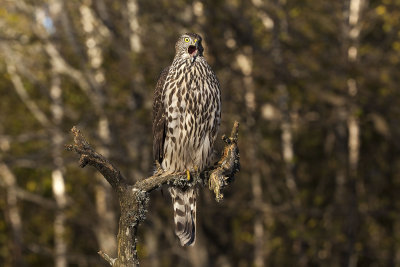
[184,37,190,42]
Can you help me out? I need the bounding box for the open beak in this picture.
[188,40,198,57]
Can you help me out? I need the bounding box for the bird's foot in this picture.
[186,166,200,182]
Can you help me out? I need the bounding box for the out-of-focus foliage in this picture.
[1,0,400,266]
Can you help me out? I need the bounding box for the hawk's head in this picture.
[175,33,204,61]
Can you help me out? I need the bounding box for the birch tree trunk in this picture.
[127,0,142,54]
[342,0,366,266]
[346,0,365,193]
[2,45,53,266]
[4,29,68,266]
[50,71,68,267]
[45,4,77,265]
[236,46,265,267]
[271,0,298,199]
[269,1,308,264]
[0,161,24,267]
[79,0,117,255]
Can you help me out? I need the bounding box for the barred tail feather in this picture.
[169,187,196,246]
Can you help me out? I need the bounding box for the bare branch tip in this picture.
[79,155,89,168]
[70,126,79,134]
[231,121,240,140]
[98,250,116,266]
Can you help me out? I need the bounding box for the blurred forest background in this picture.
[1,0,400,266]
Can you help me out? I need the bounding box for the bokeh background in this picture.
[1,0,400,266]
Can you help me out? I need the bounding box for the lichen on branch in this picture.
[208,121,240,201]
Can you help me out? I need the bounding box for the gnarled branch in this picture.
[66,121,240,266]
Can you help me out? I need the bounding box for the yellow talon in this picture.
[186,170,191,181]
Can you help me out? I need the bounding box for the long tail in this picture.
[169,187,196,246]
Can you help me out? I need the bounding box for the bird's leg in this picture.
[154,161,163,175]
[186,166,200,181]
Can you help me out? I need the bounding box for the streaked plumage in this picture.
[152,33,221,246]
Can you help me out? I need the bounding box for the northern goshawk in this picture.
[152,33,221,246]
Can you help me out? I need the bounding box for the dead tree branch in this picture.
[65,121,240,266]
